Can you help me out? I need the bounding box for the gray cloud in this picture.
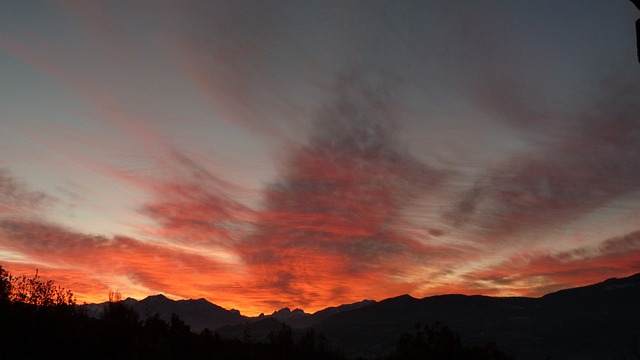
[0,169,55,216]
[448,75,640,237]
[238,73,445,302]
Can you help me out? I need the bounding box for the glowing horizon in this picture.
[2,1,640,317]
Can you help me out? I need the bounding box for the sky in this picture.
[1,0,640,316]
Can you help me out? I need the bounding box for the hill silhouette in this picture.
[81,273,640,359]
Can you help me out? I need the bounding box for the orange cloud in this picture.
[0,217,278,312]
[3,0,640,320]
[455,230,640,297]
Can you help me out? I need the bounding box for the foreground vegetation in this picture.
[0,265,512,359]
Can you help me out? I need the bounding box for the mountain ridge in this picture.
[82,273,640,359]
[83,273,640,320]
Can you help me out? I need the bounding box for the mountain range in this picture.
[83,273,640,359]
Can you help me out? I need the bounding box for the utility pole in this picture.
[631,0,640,62]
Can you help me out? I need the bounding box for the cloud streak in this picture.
[140,152,254,246]
[462,229,640,297]
[0,169,55,216]
[2,0,639,316]
[236,74,447,309]
[0,218,249,308]
[448,75,640,239]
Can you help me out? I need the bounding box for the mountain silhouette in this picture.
[82,273,640,359]
[313,273,640,359]
[84,293,246,331]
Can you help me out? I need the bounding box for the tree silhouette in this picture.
[388,322,513,360]
[99,299,142,358]
[268,322,294,359]
[108,289,122,302]
[0,265,11,304]
[298,328,331,360]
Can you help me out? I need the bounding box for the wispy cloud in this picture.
[0,169,55,216]
[448,75,640,239]
[0,218,246,307]
[235,74,446,309]
[2,0,639,315]
[140,152,254,246]
[461,229,640,297]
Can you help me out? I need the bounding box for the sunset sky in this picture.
[1,0,640,316]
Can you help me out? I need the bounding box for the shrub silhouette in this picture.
[3,267,74,306]
[0,267,84,359]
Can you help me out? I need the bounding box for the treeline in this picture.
[0,266,512,359]
[381,322,513,360]
[0,266,344,359]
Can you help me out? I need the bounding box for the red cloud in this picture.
[232,74,448,310]
[459,230,640,297]
[0,219,247,308]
